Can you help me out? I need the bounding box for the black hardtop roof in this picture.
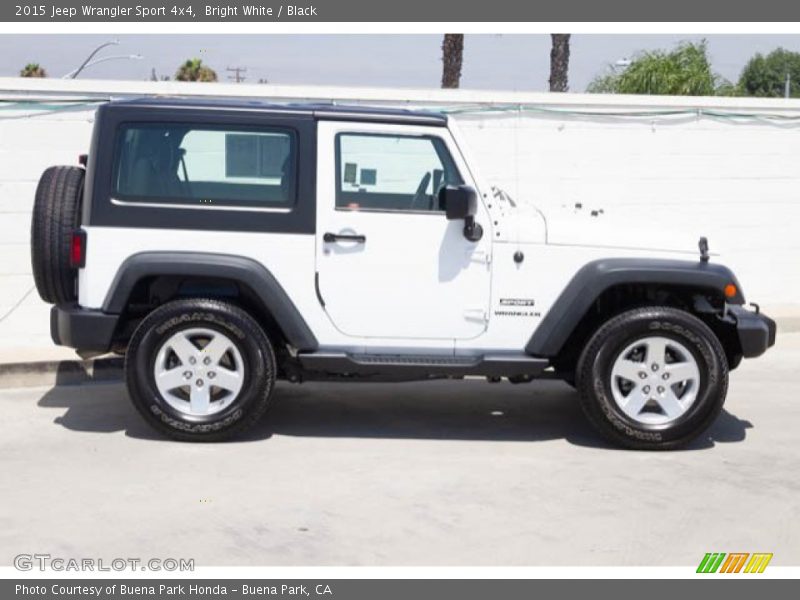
[105,96,448,126]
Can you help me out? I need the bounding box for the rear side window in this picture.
[113,123,296,208]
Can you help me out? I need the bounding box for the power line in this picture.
[226,66,247,83]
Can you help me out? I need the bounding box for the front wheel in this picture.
[125,298,276,441]
[576,306,729,450]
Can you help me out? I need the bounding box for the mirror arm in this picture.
[463,216,484,242]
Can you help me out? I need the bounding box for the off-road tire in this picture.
[30,166,85,304]
[125,298,276,442]
[576,306,728,450]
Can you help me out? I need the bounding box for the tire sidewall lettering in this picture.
[578,307,728,449]
[126,299,275,441]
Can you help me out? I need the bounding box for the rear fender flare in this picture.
[102,252,318,351]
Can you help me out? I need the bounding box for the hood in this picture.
[488,189,715,258]
[541,204,711,257]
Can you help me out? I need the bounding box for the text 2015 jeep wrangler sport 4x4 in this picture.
[31,98,776,448]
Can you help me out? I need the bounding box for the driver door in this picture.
[315,121,491,342]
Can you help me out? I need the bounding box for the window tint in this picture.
[113,124,296,208]
[336,133,463,212]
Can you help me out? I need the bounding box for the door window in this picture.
[335,133,463,213]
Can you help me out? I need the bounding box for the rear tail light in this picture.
[70,229,86,268]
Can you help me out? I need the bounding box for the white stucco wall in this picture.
[1,78,799,351]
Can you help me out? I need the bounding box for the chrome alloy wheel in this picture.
[609,336,701,426]
[153,327,245,416]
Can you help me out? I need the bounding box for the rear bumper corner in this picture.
[50,304,119,352]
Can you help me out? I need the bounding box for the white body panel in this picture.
[461,241,696,354]
[78,227,323,330]
[314,121,492,345]
[79,229,691,358]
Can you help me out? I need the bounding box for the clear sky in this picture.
[1,34,799,92]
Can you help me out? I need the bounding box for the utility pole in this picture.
[226,66,247,83]
[786,72,791,98]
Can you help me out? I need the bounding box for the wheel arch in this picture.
[102,252,318,352]
[526,258,745,363]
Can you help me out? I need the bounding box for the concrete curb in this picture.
[0,357,123,389]
[776,316,800,333]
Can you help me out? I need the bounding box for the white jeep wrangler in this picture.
[31,98,775,448]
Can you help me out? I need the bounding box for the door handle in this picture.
[323,232,366,244]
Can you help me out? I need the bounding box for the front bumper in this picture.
[50,304,119,352]
[727,304,776,358]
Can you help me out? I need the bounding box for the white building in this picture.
[1,77,798,351]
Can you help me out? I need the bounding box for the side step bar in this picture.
[297,352,549,379]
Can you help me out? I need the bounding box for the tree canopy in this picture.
[738,48,800,98]
[20,63,47,78]
[174,59,217,82]
[587,41,729,96]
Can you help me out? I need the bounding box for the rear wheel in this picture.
[125,298,276,441]
[30,166,85,304]
[576,306,728,450]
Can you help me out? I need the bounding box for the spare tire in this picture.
[30,166,85,305]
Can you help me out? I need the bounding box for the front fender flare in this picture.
[525,258,744,357]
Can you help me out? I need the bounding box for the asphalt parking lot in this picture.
[1,334,798,567]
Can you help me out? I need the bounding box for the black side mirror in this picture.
[438,185,483,242]
[440,185,476,220]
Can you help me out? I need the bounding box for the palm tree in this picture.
[441,34,464,89]
[20,63,47,78]
[549,34,571,92]
[175,59,217,82]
